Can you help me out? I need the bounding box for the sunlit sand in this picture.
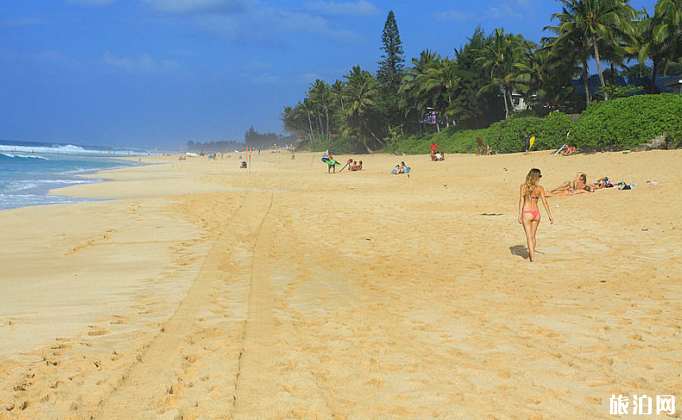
[1,150,681,419]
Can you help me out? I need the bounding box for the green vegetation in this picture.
[282,2,682,154]
[572,94,682,149]
[386,94,682,153]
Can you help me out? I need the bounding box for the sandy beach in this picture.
[1,149,681,419]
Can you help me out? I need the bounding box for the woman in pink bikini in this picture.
[518,168,554,262]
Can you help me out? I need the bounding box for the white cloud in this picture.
[194,6,359,44]
[102,52,178,72]
[304,0,380,16]
[142,0,248,14]
[250,73,280,84]
[487,0,530,20]
[435,10,470,21]
[487,5,522,20]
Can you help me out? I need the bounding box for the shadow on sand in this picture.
[509,245,529,260]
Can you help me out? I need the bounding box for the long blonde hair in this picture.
[523,168,542,197]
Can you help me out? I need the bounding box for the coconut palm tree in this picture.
[400,49,442,128]
[308,79,333,140]
[476,29,534,119]
[547,0,637,100]
[637,0,682,92]
[343,66,382,152]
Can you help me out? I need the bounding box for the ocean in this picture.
[0,140,147,211]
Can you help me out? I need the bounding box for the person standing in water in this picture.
[518,168,554,262]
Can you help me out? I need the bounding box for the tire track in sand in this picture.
[230,195,336,420]
[89,191,273,420]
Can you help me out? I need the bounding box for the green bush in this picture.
[571,94,682,150]
[382,94,682,154]
[310,136,366,154]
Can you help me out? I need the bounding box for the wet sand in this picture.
[1,150,681,419]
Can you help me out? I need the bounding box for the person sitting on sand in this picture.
[518,168,554,262]
[561,145,577,156]
[391,161,410,175]
[350,160,363,171]
[549,172,593,195]
[485,145,494,155]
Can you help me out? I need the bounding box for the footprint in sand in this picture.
[87,326,109,336]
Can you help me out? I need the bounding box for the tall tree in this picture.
[377,11,405,96]
[308,79,333,140]
[547,0,637,101]
[376,11,406,132]
[476,29,535,119]
[637,0,682,92]
[400,49,441,131]
[344,66,382,153]
[451,27,505,128]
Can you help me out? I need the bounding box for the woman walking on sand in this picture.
[518,168,554,262]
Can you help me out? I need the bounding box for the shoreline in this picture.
[1,149,681,419]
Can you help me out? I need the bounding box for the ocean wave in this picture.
[0,152,50,160]
[0,193,105,210]
[0,143,145,156]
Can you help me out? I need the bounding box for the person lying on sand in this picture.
[547,185,592,196]
[550,172,593,195]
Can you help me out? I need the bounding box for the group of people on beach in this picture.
[391,161,410,175]
[546,172,629,196]
[476,137,495,155]
[519,169,632,262]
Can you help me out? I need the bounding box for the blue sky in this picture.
[0,0,658,150]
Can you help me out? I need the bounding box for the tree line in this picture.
[282,1,682,153]
[186,126,295,152]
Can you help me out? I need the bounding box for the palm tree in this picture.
[546,0,637,100]
[400,49,442,130]
[343,66,382,153]
[523,44,581,110]
[308,79,333,140]
[331,80,346,113]
[427,58,463,127]
[476,29,534,119]
[300,99,316,144]
[637,0,682,92]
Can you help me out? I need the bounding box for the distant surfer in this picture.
[327,153,336,173]
[524,134,530,153]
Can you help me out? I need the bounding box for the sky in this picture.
[0,0,659,150]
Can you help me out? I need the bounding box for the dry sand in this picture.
[1,150,681,419]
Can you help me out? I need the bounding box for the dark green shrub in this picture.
[571,94,682,150]
[311,136,366,154]
[382,94,682,154]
